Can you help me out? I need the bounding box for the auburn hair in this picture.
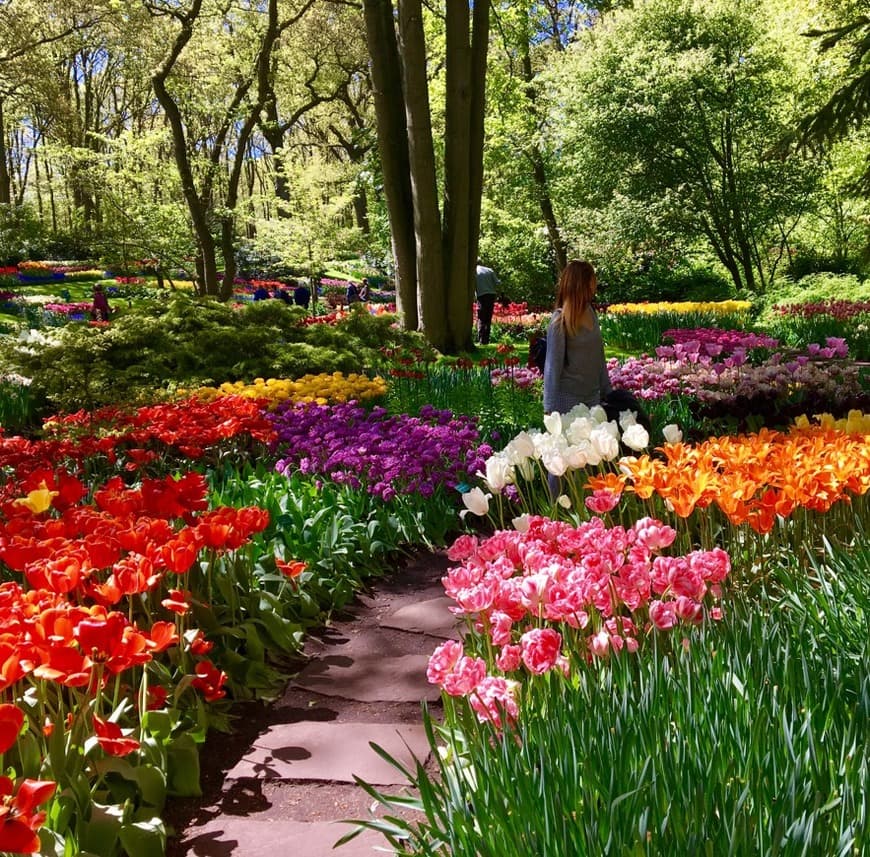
[555,259,597,335]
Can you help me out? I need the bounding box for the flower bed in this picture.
[428,514,729,727]
[186,372,387,407]
[270,401,489,502]
[0,469,269,853]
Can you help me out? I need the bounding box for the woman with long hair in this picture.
[543,259,611,415]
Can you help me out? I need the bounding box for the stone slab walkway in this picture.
[167,550,458,857]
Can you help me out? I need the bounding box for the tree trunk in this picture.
[352,186,369,233]
[261,99,290,207]
[468,6,488,257]
[442,0,490,352]
[521,34,566,273]
[442,0,472,352]
[398,0,445,343]
[362,0,417,328]
[151,0,222,295]
[0,99,11,206]
[363,0,491,351]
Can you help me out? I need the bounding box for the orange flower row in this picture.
[592,424,870,533]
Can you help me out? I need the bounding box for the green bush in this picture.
[0,295,426,414]
[759,272,870,316]
[479,217,555,309]
[600,262,736,304]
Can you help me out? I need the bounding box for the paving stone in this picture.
[180,818,389,856]
[303,626,442,659]
[379,596,460,638]
[226,721,429,785]
[293,651,439,702]
[383,578,447,600]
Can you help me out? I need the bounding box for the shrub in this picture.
[0,295,427,414]
[600,263,736,304]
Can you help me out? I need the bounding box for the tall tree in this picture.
[0,0,108,207]
[793,10,870,192]
[362,0,490,352]
[258,1,368,211]
[146,0,311,298]
[543,0,819,293]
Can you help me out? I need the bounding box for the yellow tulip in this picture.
[15,481,58,514]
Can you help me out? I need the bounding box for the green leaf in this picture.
[141,710,173,742]
[118,818,166,857]
[77,802,124,856]
[166,734,202,797]
[16,730,43,778]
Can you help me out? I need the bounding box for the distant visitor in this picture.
[91,283,110,321]
[475,259,500,344]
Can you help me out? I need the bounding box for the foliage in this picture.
[792,10,870,193]
[760,271,870,311]
[599,300,753,352]
[756,273,870,358]
[763,300,870,361]
[0,296,426,414]
[541,0,821,293]
[384,361,543,448]
[478,195,557,308]
[0,376,41,434]
[0,204,52,265]
[601,261,736,304]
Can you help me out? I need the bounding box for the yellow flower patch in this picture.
[186,373,387,407]
[607,300,752,316]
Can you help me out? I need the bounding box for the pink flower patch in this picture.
[426,640,463,685]
[447,534,479,562]
[649,599,678,630]
[442,656,488,696]
[496,644,522,672]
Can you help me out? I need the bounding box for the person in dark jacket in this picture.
[475,260,499,344]
[292,281,311,308]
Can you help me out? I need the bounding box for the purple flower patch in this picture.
[268,401,489,501]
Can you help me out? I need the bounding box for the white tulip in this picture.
[618,410,638,430]
[663,424,683,444]
[542,450,568,477]
[512,514,531,533]
[483,455,513,491]
[590,426,620,461]
[565,442,589,469]
[510,431,537,460]
[544,411,564,436]
[565,402,591,421]
[566,416,593,443]
[622,423,650,451]
[460,487,491,518]
[589,405,608,424]
[557,494,572,509]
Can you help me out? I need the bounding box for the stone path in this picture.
[169,550,459,857]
